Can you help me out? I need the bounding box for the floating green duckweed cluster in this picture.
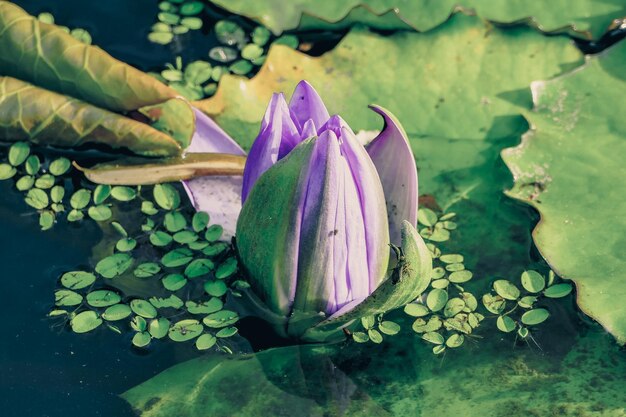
[149,0,205,44]
[483,269,573,339]
[149,16,299,99]
[37,12,92,44]
[50,182,244,352]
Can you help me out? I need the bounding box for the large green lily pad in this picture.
[208,0,625,39]
[502,41,626,344]
[197,15,583,284]
[123,326,626,417]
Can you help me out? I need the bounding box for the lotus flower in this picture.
[185,81,431,342]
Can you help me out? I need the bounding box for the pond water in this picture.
[1,2,625,417]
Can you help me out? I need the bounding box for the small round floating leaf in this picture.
[149,31,174,44]
[132,331,151,348]
[184,258,214,278]
[180,1,203,15]
[361,315,375,330]
[158,11,179,25]
[0,164,16,180]
[110,186,137,202]
[445,263,465,272]
[440,254,463,264]
[273,34,298,49]
[102,304,132,321]
[173,230,198,244]
[518,327,529,339]
[431,267,445,279]
[49,157,71,175]
[8,142,30,166]
[35,174,55,189]
[25,188,49,209]
[443,298,465,318]
[188,241,209,250]
[131,299,158,319]
[352,331,369,343]
[368,329,383,344]
[70,28,91,44]
[111,221,127,237]
[521,308,550,326]
[96,253,133,278]
[521,270,546,293]
[229,59,253,75]
[70,189,91,209]
[379,321,401,335]
[16,175,34,191]
[422,331,444,345]
[431,278,449,289]
[51,203,64,213]
[204,225,223,242]
[496,315,516,333]
[88,205,112,221]
[169,319,203,342]
[162,69,183,82]
[404,303,429,317]
[442,221,457,230]
[241,43,263,60]
[131,316,147,332]
[149,294,184,309]
[547,270,556,287]
[48,309,68,317]
[67,209,84,222]
[181,17,202,30]
[493,279,520,300]
[161,248,193,267]
[87,290,121,307]
[196,333,217,350]
[543,283,573,298]
[93,184,111,205]
[153,184,180,210]
[55,289,83,306]
[203,310,238,328]
[39,210,54,230]
[203,83,217,96]
[71,311,102,334]
[149,318,171,339]
[186,298,223,315]
[50,185,64,202]
[209,46,237,63]
[216,326,238,338]
[192,212,209,232]
[449,270,473,283]
[482,294,506,314]
[426,243,441,259]
[433,345,446,355]
[164,211,187,232]
[150,231,173,247]
[428,228,450,242]
[252,26,270,46]
[518,295,538,309]
[446,333,464,348]
[141,201,158,216]
[142,218,155,232]
[134,262,161,278]
[215,257,237,279]
[202,243,227,256]
[460,292,478,311]
[426,289,448,312]
[412,316,442,333]
[214,20,245,46]
[25,155,40,175]
[61,271,96,290]
[204,280,227,297]
[417,208,438,226]
[162,273,187,291]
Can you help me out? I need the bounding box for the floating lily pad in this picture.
[493,280,520,300]
[195,333,217,350]
[161,248,193,267]
[61,271,96,290]
[426,289,448,312]
[48,157,71,175]
[54,289,83,306]
[25,188,49,209]
[191,212,209,232]
[502,41,626,343]
[543,283,574,299]
[95,253,133,278]
[403,303,429,317]
[132,331,152,348]
[203,310,238,328]
[134,262,161,278]
[88,205,112,221]
[186,298,223,315]
[379,321,400,335]
[184,259,214,278]
[521,270,545,293]
[216,326,238,338]
[162,273,187,291]
[169,319,203,342]
[215,257,237,279]
[149,318,171,339]
[164,211,187,232]
[70,311,102,333]
[8,142,30,166]
[87,290,121,307]
[521,308,550,326]
[153,184,181,210]
[102,304,132,321]
[110,186,137,202]
[496,315,516,333]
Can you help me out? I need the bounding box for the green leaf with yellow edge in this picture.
[207,0,624,39]
[502,41,626,345]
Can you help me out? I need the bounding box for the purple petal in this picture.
[366,105,418,246]
[183,108,246,239]
[242,93,301,202]
[300,118,317,140]
[339,126,390,295]
[319,114,354,138]
[289,80,330,131]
